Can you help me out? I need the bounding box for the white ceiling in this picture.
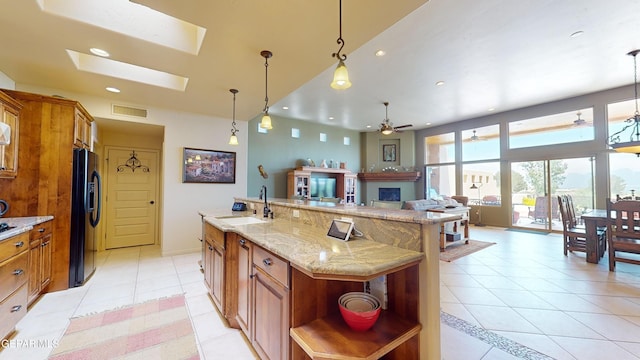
[1,0,639,133]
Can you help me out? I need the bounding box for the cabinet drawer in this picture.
[30,221,53,240]
[0,232,28,264]
[253,246,289,288]
[0,251,28,301]
[205,223,225,249]
[0,284,28,340]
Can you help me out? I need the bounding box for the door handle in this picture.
[150,201,155,204]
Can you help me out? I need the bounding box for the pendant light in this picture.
[330,0,351,90]
[228,88,239,145]
[259,50,273,130]
[608,49,640,156]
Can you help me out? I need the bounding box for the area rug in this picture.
[439,240,496,262]
[49,295,199,360]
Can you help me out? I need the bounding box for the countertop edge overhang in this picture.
[0,216,54,241]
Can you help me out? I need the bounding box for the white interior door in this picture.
[105,148,159,249]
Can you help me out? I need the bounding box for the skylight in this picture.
[37,0,206,55]
[66,50,189,91]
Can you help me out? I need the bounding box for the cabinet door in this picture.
[204,239,214,293]
[27,239,41,302]
[74,109,91,149]
[252,267,290,360]
[0,104,19,178]
[40,233,52,288]
[236,238,251,337]
[211,244,225,311]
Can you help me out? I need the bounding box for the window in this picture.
[462,125,499,161]
[425,132,455,199]
[509,108,594,149]
[462,162,501,206]
[425,132,454,164]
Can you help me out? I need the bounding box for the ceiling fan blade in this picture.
[394,124,413,129]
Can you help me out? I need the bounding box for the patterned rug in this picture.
[439,240,496,262]
[49,295,199,360]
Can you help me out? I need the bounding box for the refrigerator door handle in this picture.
[89,170,101,227]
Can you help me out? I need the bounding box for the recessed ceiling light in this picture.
[488,108,495,112]
[105,87,120,93]
[570,30,584,38]
[282,106,289,110]
[435,81,445,86]
[366,125,372,128]
[90,48,110,57]
[426,122,431,126]
[329,116,334,120]
[375,49,386,57]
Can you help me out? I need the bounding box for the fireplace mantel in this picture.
[357,171,421,182]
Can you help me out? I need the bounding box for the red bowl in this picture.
[338,302,381,332]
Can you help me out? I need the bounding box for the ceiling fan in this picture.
[379,102,412,135]
[572,111,592,126]
[469,130,486,141]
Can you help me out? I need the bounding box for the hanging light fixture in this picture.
[330,0,351,90]
[229,88,239,145]
[608,49,640,156]
[259,50,273,130]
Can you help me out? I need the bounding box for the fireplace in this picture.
[379,188,400,201]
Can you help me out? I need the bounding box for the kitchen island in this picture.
[200,198,460,360]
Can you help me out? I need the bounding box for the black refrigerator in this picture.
[69,148,101,287]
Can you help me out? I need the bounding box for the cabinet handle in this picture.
[208,245,213,251]
[239,239,246,246]
[38,228,45,233]
[263,258,273,266]
[10,305,22,313]
[14,241,24,248]
[249,274,255,279]
[13,269,24,276]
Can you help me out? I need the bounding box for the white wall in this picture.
[16,84,249,256]
[0,71,15,89]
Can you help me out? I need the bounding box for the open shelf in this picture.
[290,311,421,360]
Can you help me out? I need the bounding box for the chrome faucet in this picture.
[259,185,270,218]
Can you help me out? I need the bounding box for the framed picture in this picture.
[183,147,236,183]
[382,144,396,162]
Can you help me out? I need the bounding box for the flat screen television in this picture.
[310,177,337,198]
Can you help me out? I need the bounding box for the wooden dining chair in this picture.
[557,195,586,255]
[606,198,640,271]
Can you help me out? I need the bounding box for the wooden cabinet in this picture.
[0,90,94,292]
[235,237,252,337]
[74,108,91,149]
[287,167,358,204]
[0,91,22,179]
[27,220,53,305]
[0,232,29,340]
[287,170,310,199]
[204,222,227,313]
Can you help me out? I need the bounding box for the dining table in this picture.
[580,209,608,263]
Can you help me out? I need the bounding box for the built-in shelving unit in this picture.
[288,166,358,203]
[357,171,421,182]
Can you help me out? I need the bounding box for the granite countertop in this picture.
[201,210,424,280]
[0,216,54,241]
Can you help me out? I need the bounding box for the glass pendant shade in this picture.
[610,139,640,154]
[228,133,238,145]
[331,60,351,90]
[381,128,393,135]
[260,113,273,130]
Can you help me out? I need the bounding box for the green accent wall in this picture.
[248,114,362,202]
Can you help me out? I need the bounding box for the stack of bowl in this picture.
[338,292,381,331]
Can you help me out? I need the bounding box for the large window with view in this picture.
[461,125,501,207]
[608,99,640,199]
[509,108,594,149]
[424,132,455,199]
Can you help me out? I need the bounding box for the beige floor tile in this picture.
[464,304,540,333]
[199,331,257,360]
[440,273,484,287]
[568,312,640,342]
[469,274,525,290]
[514,308,603,339]
[441,324,492,360]
[448,286,507,306]
[534,291,609,313]
[550,336,639,360]
[494,331,575,360]
[578,294,640,316]
[440,303,482,326]
[487,288,556,310]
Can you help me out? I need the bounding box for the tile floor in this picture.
[0,226,639,359]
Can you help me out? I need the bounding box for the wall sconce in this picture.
[259,50,273,130]
[229,88,239,145]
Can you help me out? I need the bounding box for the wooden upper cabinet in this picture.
[74,109,92,149]
[0,91,22,178]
